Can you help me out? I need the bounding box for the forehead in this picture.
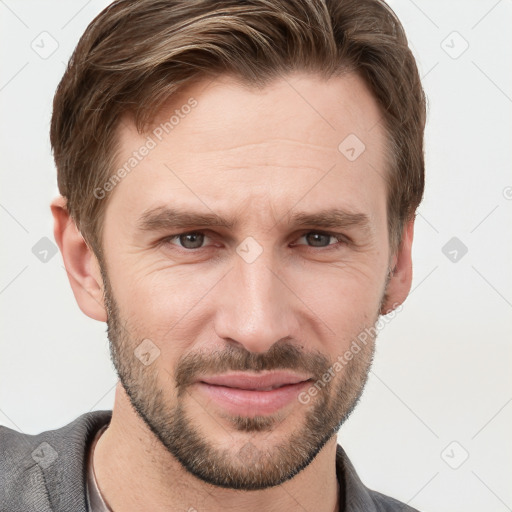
[143,71,386,157]
[107,72,389,233]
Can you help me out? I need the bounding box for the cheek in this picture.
[293,263,384,345]
[110,264,219,345]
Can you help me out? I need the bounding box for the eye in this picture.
[162,231,210,250]
[293,231,347,249]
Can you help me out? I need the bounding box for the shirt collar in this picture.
[86,425,111,512]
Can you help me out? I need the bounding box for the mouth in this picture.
[198,371,312,390]
[195,371,313,416]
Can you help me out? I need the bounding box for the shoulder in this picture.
[368,489,421,511]
[0,410,112,512]
[335,443,422,512]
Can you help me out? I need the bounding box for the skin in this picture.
[51,72,414,512]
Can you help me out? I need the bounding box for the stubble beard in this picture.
[101,265,380,490]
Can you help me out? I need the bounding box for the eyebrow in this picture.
[136,205,371,234]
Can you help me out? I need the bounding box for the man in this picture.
[0,0,427,510]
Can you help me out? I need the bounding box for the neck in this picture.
[93,383,341,512]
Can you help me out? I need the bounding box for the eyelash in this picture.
[159,230,348,252]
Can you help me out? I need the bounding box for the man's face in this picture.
[100,72,392,490]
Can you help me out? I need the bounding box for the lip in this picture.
[198,371,312,390]
[195,371,312,416]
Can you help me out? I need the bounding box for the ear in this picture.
[51,196,107,322]
[380,218,415,315]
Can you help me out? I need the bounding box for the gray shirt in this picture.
[1,410,420,511]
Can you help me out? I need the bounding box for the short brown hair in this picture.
[51,0,427,260]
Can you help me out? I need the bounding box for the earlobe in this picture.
[379,219,415,315]
[50,196,107,322]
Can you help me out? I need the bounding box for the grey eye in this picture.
[304,232,332,247]
[177,232,205,249]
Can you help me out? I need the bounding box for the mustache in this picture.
[174,341,331,392]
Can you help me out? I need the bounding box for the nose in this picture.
[213,246,298,354]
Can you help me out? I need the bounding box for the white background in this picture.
[1,1,511,511]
